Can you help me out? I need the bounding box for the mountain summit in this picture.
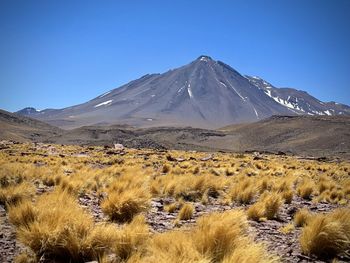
[17,56,350,129]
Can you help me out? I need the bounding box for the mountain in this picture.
[16,107,42,116]
[0,110,61,142]
[1,109,349,157]
[16,55,350,129]
[245,76,350,116]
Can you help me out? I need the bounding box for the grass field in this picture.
[0,141,349,262]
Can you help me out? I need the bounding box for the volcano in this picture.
[17,55,350,129]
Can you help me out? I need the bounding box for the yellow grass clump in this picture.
[101,186,150,223]
[247,192,283,221]
[164,202,178,213]
[113,215,150,261]
[178,203,194,220]
[279,223,295,234]
[9,190,119,262]
[0,182,35,207]
[300,208,350,259]
[130,210,277,263]
[294,208,311,227]
[229,178,256,204]
[297,180,314,200]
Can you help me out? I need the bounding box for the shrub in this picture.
[300,209,350,259]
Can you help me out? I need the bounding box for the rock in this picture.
[114,143,124,150]
[200,154,213,161]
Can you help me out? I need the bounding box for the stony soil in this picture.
[0,142,349,263]
[1,185,349,263]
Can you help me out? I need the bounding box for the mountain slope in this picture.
[0,110,61,142]
[219,115,350,157]
[245,76,350,116]
[17,56,349,129]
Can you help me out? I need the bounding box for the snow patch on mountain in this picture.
[94,100,113,108]
[263,90,304,112]
[187,83,193,98]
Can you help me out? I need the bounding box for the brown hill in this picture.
[0,110,61,142]
[219,115,350,157]
[1,110,349,158]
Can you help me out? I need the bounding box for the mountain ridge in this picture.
[16,55,350,129]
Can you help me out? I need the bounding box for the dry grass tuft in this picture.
[294,208,311,227]
[164,202,178,213]
[222,242,278,263]
[14,252,37,263]
[297,180,314,200]
[279,223,295,234]
[281,190,293,204]
[247,192,282,221]
[229,178,256,204]
[101,185,150,223]
[178,203,194,220]
[192,210,248,262]
[300,208,350,259]
[131,210,275,262]
[9,190,119,262]
[8,200,36,229]
[0,182,35,207]
[113,215,150,261]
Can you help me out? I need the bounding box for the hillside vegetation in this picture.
[0,141,349,262]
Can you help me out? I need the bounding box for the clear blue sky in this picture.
[1,0,349,112]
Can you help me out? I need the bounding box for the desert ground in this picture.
[0,141,349,263]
